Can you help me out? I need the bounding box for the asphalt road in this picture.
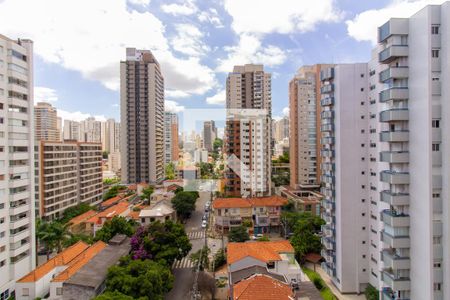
[166,191,211,300]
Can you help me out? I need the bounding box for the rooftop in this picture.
[227,240,294,265]
[87,202,129,224]
[67,210,98,226]
[17,241,89,283]
[139,202,174,218]
[233,274,293,300]
[213,196,287,209]
[100,195,125,208]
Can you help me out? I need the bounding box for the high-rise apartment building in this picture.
[63,120,81,141]
[0,34,36,299]
[272,116,289,143]
[80,117,101,143]
[102,118,120,153]
[34,102,60,141]
[36,141,103,221]
[289,64,333,189]
[164,112,179,164]
[120,48,164,184]
[320,63,369,293]
[224,64,272,197]
[203,120,216,152]
[319,4,450,299]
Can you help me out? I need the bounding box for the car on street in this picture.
[201,220,207,228]
[202,215,207,221]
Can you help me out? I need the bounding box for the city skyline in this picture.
[0,0,445,123]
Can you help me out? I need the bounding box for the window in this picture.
[433,236,441,244]
[434,283,441,291]
[434,262,441,268]
[432,49,440,58]
[360,88,364,92]
[432,119,440,128]
[56,288,63,295]
[22,289,29,296]
[432,25,440,35]
[432,143,440,151]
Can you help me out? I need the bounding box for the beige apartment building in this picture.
[34,102,60,142]
[289,64,333,189]
[164,112,179,164]
[225,64,272,197]
[36,141,102,221]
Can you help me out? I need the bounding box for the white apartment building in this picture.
[0,34,36,299]
[319,3,450,299]
[80,117,101,144]
[63,120,81,141]
[164,112,179,164]
[225,64,272,197]
[36,141,103,221]
[320,63,370,293]
[101,118,120,154]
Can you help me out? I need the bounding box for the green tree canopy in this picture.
[189,246,210,271]
[94,216,136,242]
[94,291,138,300]
[165,162,176,180]
[213,138,223,152]
[228,226,250,242]
[213,248,226,271]
[104,256,174,300]
[36,220,72,259]
[103,185,126,201]
[141,186,154,202]
[171,191,198,219]
[60,203,94,224]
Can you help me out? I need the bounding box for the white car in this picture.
[201,220,207,228]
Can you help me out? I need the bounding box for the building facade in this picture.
[63,120,81,141]
[164,112,179,164]
[34,102,60,142]
[0,34,36,299]
[203,120,216,152]
[225,64,272,197]
[80,117,101,143]
[120,48,165,184]
[272,116,289,143]
[36,141,103,221]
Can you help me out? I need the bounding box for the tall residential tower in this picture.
[34,102,60,142]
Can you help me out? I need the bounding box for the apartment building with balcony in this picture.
[120,48,164,185]
[164,112,179,164]
[0,34,35,299]
[36,141,102,221]
[212,196,287,234]
[34,102,60,142]
[224,64,272,197]
[319,63,370,293]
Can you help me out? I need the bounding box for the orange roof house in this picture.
[213,198,252,209]
[227,240,294,265]
[233,274,294,300]
[67,210,99,235]
[248,196,287,207]
[87,202,130,225]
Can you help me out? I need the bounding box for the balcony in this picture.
[323,213,334,224]
[380,151,409,164]
[321,175,334,185]
[382,288,410,300]
[320,68,334,81]
[379,87,409,102]
[321,84,334,94]
[380,190,409,206]
[381,210,410,227]
[323,199,335,211]
[381,270,410,291]
[321,124,334,132]
[379,45,409,63]
[321,110,334,119]
[380,171,409,185]
[322,237,335,251]
[378,19,409,43]
[379,67,409,83]
[381,230,410,248]
[382,249,410,269]
[380,109,409,122]
[380,131,409,143]
[321,224,334,237]
[321,97,334,106]
[321,150,334,158]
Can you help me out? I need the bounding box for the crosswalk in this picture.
[187,231,205,240]
[172,257,195,269]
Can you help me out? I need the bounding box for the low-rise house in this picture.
[150,189,175,203]
[278,186,322,216]
[232,274,294,300]
[212,196,287,234]
[138,201,176,225]
[67,210,98,235]
[176,165,200,180]
[163,179,184,192]
[227,240,302,284]
[86,202,130,235]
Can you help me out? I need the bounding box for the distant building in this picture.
[80,117,101,143]
[34,102,61,141]
[164,112,179,164]
[120,48,164,184]
[203,120,217,151]
[272,116,289,143]
[194,149,208,163]
[176,165,200,180]
[36,141,103,221]
[63,120,81,141]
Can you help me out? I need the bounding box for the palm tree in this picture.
[36,220,72,260]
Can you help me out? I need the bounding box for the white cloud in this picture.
[170,23,210,57]
[34,86,58,103]
[216,34,287,72]
[57,109,107,122]
[112,103,119,107]
[206,90,226,105]
[127,0,151,7]
[346,0,446,44]
[165,90,190,98]
[224,0,342,35]
[0,0,216,97]
[161,0,197,16]
[165,100,185,113]
[282,107,289,116]
[198,8,224,28]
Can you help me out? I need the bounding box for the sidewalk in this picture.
[305,263,366,300]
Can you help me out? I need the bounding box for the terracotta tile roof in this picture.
[51,241,107,282]
[87,202,129,224]
[233,274,293,300]
[17,241,89,283]
[128,205,150,220]
[100,195,124,208]
[248,196,287,207]
[227,240,294,265]
[67,210,98,226]
[213,198,252,209]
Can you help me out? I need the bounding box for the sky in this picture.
[0,0,446,123]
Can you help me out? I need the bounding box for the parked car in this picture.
[202,215,207,221]
[201,220,207,228]
[290,278,299,290]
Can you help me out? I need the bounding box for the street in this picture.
[165,191,211,300]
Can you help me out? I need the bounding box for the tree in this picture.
[198,162,214,178]
[364,284,379,300]
[60,203,94,224]
[94,291,137,300]
[104,256,174,300]
[103,185,126,201]
[228,226,250,242]
[94,216,136,242]
[141,186,154,203]
[213,138,223,152]
[165,162,175,180]
[63,233,93,248]
[189,246,210,271]
[171,191,197,220]
[103,177,120,186]
[102,151,109,159]
[130,221,191,265]
[213,248,226,271]
[36,220,71,259]
[286,212,324,261]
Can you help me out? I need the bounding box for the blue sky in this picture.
[0,0,444,122]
